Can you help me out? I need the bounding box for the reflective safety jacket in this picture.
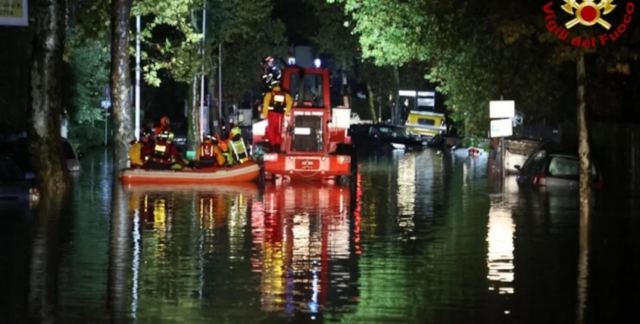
[229,137,249,164]
[262,85,292,117]
[148,138,175,165]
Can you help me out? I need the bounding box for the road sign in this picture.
[490,100,515,119]
[490,118,513,138]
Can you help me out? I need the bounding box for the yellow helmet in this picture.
[230,126,241,138]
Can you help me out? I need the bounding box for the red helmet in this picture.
[160,116,170,127]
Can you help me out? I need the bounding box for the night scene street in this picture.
[1,0,639,323]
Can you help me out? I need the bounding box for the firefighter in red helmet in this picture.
[154,115,171,136]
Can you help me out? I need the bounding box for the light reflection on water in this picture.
[3,148,639,323]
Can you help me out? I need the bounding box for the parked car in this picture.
[515,149,602,189]
[349,123,426,151]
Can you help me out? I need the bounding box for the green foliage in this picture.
[210,0,288,106]
[134,0,203,86]
[308,0,359,70]
[332,0,573,136]
[65,32,110,125]
[132,0,287,108]
[67,0,110,42]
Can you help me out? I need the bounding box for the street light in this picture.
[314,58,321,68]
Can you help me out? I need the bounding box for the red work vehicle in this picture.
[255,66,352,183]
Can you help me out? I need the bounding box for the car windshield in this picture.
[548,156,579,177]
[289,73,324,108]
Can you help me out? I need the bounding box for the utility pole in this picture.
[199,3,206,140]
[135,15,141,141]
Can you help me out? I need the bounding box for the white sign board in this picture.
[490,118,513,138]
[398,90,417,97]
[417,98,435,107]
[489,100,515,119]
[0,0,28,26]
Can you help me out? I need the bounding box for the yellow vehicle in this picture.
[400,90,446,139]
[405,111,446,139]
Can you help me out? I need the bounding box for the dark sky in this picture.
[272,0,320,45]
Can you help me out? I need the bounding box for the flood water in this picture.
[1,148,639,323]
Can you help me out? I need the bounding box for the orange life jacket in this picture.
[200,140,215,160]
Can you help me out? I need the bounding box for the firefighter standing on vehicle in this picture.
[262,79,292,152]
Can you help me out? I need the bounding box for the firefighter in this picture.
[153,115,171,136]
[261,56,281,91]
[197,134,226,167]
[144,130,184,170]
[211,132,234,166]
[227,122,250,164]
[261,79,292,152]
[128,129,153,168]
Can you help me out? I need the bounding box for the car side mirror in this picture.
[514,165,521,171]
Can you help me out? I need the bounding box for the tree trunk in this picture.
[576,53,592,212]
[366,82,377,122]
[576,54,592,324]
[110,0,133,171]
[29,0,70,196]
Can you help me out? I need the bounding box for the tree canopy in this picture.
[329,0,640,135]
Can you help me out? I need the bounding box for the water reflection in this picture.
[253,183,355,320]
[110,183,260,321]
[4,147,640,323]
[487,176,518,297]
[486,198,515,296]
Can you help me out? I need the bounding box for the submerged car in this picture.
[350,123,425,151]
[515,149,602,189]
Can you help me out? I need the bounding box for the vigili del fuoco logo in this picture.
[543,0,636,48]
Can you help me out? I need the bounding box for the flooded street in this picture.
[2,148,638,323]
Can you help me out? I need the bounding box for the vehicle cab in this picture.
[261,66,352,183]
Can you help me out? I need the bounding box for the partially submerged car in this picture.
[515,149,602,189]
[350,123,425,151]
